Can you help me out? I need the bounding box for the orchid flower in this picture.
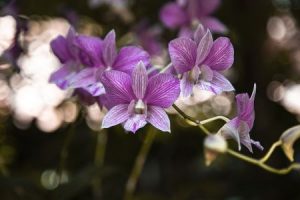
[218,85,263,152]
[160,0,227,37]
[168,25,234,97]
[49,27,105,96]
[50,28,150,98]
[98,30,151,74]
[101,62,180,133]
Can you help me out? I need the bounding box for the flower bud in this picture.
[280,125,300,161]
[204,134,227,166]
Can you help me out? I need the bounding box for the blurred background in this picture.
[0,0,300,199]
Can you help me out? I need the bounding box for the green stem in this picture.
[94,130,107,168]
[124,129,157,200]
[172,104,300,175]
[200,116,230,124]
[58,124,76,179]
[172,105,229,126]
[227,149,300,175]
[92,129,107,198]
[172,104,200,125]
[259,140,282,163]
[198,124,211,135]
[160,63,173,73]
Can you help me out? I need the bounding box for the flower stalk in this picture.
[124,128,157,200]
[227,149,300,175]
[58,124,76,180]
[173,104,300,175]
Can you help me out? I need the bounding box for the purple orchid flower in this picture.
[50,28,150,98]
[98,30,150,74]
[101,62,180,133]
[160,0,227,37]
[168,25,234,97]
[50,27,105,96]
[218,84,263,152]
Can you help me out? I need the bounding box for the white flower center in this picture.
[134,99,146,114]
[188,66,200,84]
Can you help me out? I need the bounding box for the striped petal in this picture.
[103,30,117,67]
[147,106,170,132]
[145,73,180,108]
[102,104,130,129]
[101,70,134,106]
[132,62,148,99]
[169,37,197,74]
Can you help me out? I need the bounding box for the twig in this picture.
[172,104,200,125]
[227,149,300,175]
[200,116,230,124]
[58,124,76,180]
[124,129,157,200]
[172,103,300,175]
[259,140,282,163]
[160,62,173,73]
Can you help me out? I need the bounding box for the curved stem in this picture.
[172,104,228,136]
[227,149,300,175]
[259,140,282,163]
[124,129,157,200]
[198,124,211,135]
[172,104,300,175]
[200,116,230,124]
[172,104,230,126]
[160,62,172,73]
[172,104,200,125]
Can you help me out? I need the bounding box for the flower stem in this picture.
[172,104,200,125]
[172,104,300,175]
[92,129,107,199]
[160,62,173,73]
[200,116,230,124]
[198,124,211,135]
[227,149,300,175]
[172,104,230,126]
[259,140,282,163]
[124,128,157,200]
[58,124,76,179]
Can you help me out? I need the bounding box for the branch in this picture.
[124,128,157,200]
[259,140,282,163]
[172,103,300,175]
[227,149,300,175]
[172,104,200,125]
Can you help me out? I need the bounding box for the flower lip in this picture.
[188,66,200,83]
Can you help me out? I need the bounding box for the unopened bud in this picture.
[204,134,227,153]
[204,135,227,166]
[280,125,300,161]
